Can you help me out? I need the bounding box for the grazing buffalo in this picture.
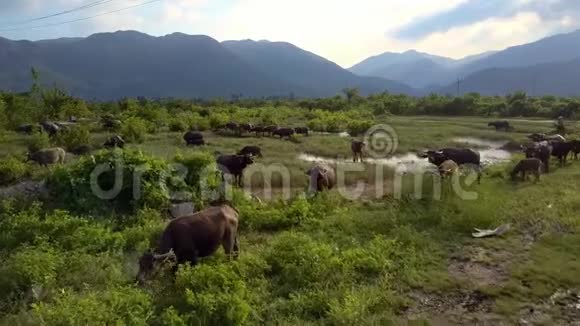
[167,202,196,219]
[422,148,482,183]
[570,140,580,160]
[511,158,543,182]
[294,127,309,136]
[16,124,41,135]
[104,135,125,149]
[528,133,546,142]
[438,160,459,178]
[183,131,205,146]
[488,121,513,131]
[102,116,122,130]
[251,126,265,137]
[524,142,552,173]
[239,123,253,135]
[225,122,239,134]
[273,127,295,139]
[136,204,239,284]
[551,141,573,166]
[70,145,92,156]
[238,146,262,158]
[263,125,278,136]
[217,154,255,187]
[40,121,60,137]
[351,140,365,163]
[306,164,336,193]
[27,147,66,166]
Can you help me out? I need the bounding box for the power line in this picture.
[0,0,163,32]
[1,0,118,28]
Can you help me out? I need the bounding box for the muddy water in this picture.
[299,137,513,171]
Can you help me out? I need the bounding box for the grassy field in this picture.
[1,116,579,324]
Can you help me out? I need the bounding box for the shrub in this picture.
[169,119,188,132]
[26,131,50,153]
[346,120,373,136]
[209,113,229,129]
[30,287,153,325]
[173,263,252,325]
[174,151,221,205]
[121,117,148,143]
[47,150,177,216]
[0,156,29,186]
[54,125,91,151]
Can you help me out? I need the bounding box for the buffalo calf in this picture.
[511,158,543,182]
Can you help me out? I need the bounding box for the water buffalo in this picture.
[16,124,41,135]
[488,121,512,131]
[528,133,546,142]
[524,142,552,173]
[136,204,239,284]
[294,127,309,136]
[438,160,459,178]
[239,123,253,135]
[237,146,262,158]
[225,122,239,135]
[104,135,125,149]
[40,121,60,137]
[306,164,336,193]
[351,140,365,163]
[183,131,205,146]
[70,145,92,156]
[273,127,295,139]
[551,141,573,166]
[422,148,482,183]
[27,147,66,166]
[570,140,580,160]
[251,126,265,137]
[511,158,543,182]
[217,154,255,187]
[263,125,278,136]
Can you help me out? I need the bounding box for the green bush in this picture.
[0,156,29,186]
[30,287,153,325]
[173,263,252,325]
[47,150,178,216]
[346,120,373,136]
[121,117,148,143]
[26,131,51,153]
[174,151,221,205]
[54,125,91,151]
[169,118,188,132]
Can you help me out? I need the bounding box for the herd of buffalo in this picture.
[14,118,580,283]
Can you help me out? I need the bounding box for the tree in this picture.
[342,88,360,104]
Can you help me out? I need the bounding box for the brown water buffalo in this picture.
[217,154,255,187]
[183,131,205,146]
[238,146,262,158]
[104,135,125,149]
[273,127,294,139]
[136,204,239,284]
[511,158,543,182]
[438,160,459,178]
[306,164,336,193]
[27,148,66,166]
[351,140,365,163]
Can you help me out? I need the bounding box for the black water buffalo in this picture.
[237,146,262,158]
[225,122,239,134]
[524,142,552,173]
[551,141,573,166]
[216,154,255,187]
[488,121,512,131]
[263,125,278,136]
[273,127,295,139]
[239,123,253,134]
[183,131,205,146]
[16,124,42,135]
[136,204,239,284]
[422,148,482,183]
[570,140,580,160]
[511,158,543,182]
[40,121,60,137]
[294,127,309,136]
[351,140,365,163]
[251,126,266,136]
[104,135,125,149]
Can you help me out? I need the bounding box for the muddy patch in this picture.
[448,245,511,287]
[0,180,47,200]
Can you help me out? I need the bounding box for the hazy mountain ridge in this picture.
[0,31,415,99]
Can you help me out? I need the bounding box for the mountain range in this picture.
[1,29,580,99]
[0,31,413,100]
[349,29,580,95]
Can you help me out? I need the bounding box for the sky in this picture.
[0,0,579,67]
